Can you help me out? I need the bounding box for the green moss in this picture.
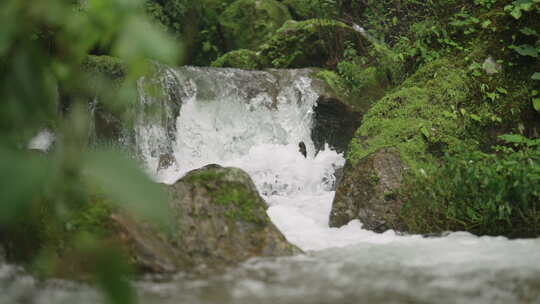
[185,168,268,225]
[213,183,267,225]
[347,58,478,169]
[83,55,126,80]
[219,0,291,50]
[315,70,348,98]
[210,49,263,69]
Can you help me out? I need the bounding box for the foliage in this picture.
[219,0,291,50]
[258,19,357,68]
[210,49,263,69]
[402,135,540,237]
[283,0,339,20]
[144,0,234,65]
[0,0,179,302]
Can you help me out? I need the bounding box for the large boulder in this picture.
[219,0,292,50]
[114,164,299,273]
[258,19,367,68]
[329,148,406,232]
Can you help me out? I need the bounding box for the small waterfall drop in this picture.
[134,66,353,250]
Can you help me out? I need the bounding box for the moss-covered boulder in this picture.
[258,19,364,68]
[219,0,291,50]
[211,49,264,69]
[332,58,479,233]
[115,164,300,273]
[167,164,300,268]
[329,148,406,232]
[347,58,476,168]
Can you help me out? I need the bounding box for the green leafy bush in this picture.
[402,134,540,237]
[0,0,178,302]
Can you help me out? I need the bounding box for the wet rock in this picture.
[311,95,362,154]
[157,153,175,172]
[167,165,300,268]
[114,164,300,273]
[329,148,406,232]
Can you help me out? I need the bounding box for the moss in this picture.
[315,70,348,99]
[347,58,478,169]
[184,168,268,225]
[219,0,291,50]
[213,183,267,225]
[210,49,263,69]
[258,19,359,68]
[83,55,126,80]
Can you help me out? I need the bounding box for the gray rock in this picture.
[311,95,362,154]
[329,148,406,232]
[113,164,300,273]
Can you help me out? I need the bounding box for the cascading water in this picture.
[3,66,540,303]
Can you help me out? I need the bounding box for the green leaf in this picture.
[83,150,169,225]
[532,73,540,80]
[420,126,430,139]
[520,27,539,36]
[470,114,482,122]
[499,134,528,144]
[496,87,508,94]
[533,98,540,112]
[509,44,539,57]
[0,149,51,223]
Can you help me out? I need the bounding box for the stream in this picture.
[3,67,540,303]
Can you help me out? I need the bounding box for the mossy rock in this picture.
[347,58,478,169]
[332,58,482,233]
[219,0,291,50]
[211,49,263,69]
[166,164,300,269]
[83,55,126,80]
[258,19,364,68]
[330,148,406,232]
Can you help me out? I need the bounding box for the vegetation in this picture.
[0,0,177,302]
[1,0,540,302]
[402,135,540,237]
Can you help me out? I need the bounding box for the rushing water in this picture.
[4,67,540,303]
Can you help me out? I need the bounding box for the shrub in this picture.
[402,134,540,237]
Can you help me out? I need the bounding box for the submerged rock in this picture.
[329,148,406,232]
[114,164,300,273]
